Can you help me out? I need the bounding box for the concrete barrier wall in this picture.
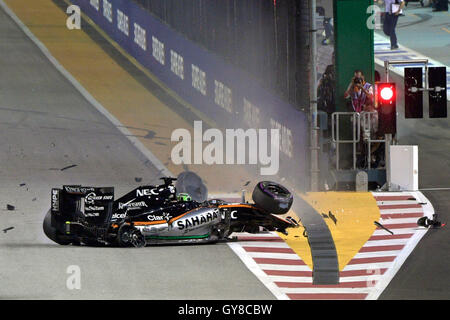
[71,0,309,191]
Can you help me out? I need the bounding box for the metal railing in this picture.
[361,111,386,169]
[331,112,360,170]
[332,111,390,171]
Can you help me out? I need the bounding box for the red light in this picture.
[380,87,394,101]
[378,83,396,103]
[377,82,397,134]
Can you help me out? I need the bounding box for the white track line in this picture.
[237,242,292,248]
[364,239,410,247]
[246,252,301,259]
[279,288,372,294]
[373,192,413,197]
[379,217,422,225]
[259,264,312,271]
[269,275,382,283]
[342,262,393,271]
[372,229,416,236]
[339,275,382,282]
[379,208,424,214]
[268,276,314,283]
[352,251,403,258]
[376,200,419,206]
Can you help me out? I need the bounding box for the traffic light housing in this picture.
[377,82,396,135]
[428,66,447,118]
[404,67,423,118]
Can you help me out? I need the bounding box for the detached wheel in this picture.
[43,210,72,245]
[252,181,293,215]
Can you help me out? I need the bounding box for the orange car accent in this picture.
[133,221,167,226]
[218,204,255,209]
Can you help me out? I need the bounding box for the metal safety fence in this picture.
[331,111,389,171]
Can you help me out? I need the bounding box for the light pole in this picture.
[309,0,320,191]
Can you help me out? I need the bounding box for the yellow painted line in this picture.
[442,27,450,34]
[408,13,420,19]
[278,227,313,270]
[4,0,254,193]
[300,192,380,271]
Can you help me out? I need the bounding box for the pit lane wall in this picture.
[70,0,309,191]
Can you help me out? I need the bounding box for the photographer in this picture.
[344,70,374,113]
[344,70,377,168]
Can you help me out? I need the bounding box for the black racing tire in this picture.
[43,210,72,245]
[117,224,145,247]
[252,181,293,215]
[117,224,134,247]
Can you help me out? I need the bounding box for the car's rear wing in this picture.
[51,186,115,226]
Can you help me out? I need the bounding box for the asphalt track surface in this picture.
[0,6,274,299]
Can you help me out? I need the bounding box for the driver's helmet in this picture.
[177,193,192,202]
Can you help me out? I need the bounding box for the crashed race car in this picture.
[43,176,299,247]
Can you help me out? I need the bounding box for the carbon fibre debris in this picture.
[3,227,14,233]
[60,164,77,171]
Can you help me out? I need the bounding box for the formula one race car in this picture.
[43,176,299,247]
